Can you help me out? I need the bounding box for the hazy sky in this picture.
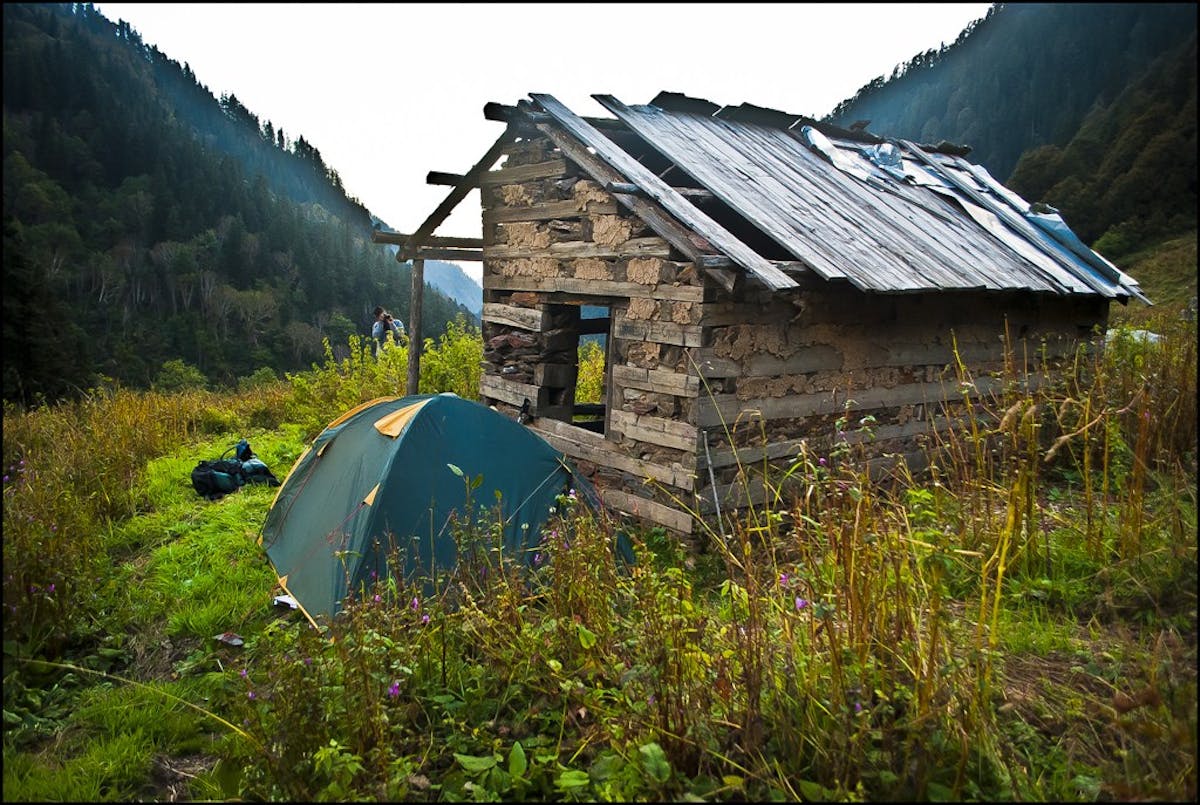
[94,3,991,281]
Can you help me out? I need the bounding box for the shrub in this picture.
[152,359,208,392]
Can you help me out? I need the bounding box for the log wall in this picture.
[477,135,1112,539]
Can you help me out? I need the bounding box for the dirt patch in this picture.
[144,753,219,801]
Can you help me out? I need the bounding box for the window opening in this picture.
[573,304,610,434]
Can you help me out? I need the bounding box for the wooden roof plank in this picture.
[536,93,797,291]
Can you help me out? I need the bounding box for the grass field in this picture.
[3,310,1195,802]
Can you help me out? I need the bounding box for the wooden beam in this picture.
[408,248,483,262]
[484,101,629,134]
[486,237,673,261]
[704,267,740,293]
[483,274,704,303]
[606,181,715,202]
[482,302,550,331]
[478,159,568,186]
[484,198,619,223]
[373,231,483,249]
[597,488,694,534]
[402,126,518,260]
[427,171,467,186]
[407,258,424,395]
[530,418,696,492]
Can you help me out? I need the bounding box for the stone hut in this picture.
[376,92,1146,538]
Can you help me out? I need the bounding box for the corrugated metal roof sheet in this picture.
[525,93,1146,302]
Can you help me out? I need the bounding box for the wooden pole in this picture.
[407,258,424,395]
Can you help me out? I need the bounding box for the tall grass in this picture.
[2,314,1195,801]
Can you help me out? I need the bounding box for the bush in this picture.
[152,359,208,393]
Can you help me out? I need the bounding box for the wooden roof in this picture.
[508,92,1147,303]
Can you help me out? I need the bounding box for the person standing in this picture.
[372,306,406,354]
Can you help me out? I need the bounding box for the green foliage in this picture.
[417,315,483,399]
[237,366,278,393]
[152,359,208,392]
[575,340,606,404]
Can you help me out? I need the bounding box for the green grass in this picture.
[1112,229,1197,313]
[2,323,1196,802]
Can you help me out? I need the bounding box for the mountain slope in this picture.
[827,3,1197,181]
[2,3,474,404]
[424,261,482,318]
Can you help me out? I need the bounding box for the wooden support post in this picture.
[407,258,424,395]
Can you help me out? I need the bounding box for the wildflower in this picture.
[795,597,809,611]
[854,702,863,714]
[47,584,55,594]
[779,572,789,587]
[374,594,381,603]
[240,668,248,678]
[371,570,377,579]
[410,596,419,611]
[533,552,543,566]
[303,657,312,666]
[247,690,256,700]
[647,694,656,706]
[568,488,577,500]
[818,457,827,467]
[3,475,8,483]
[421,614,430,625]
[388,681,400,698]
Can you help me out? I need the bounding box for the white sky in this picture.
[95,2,991,282]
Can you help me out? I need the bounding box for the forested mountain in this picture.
[826,3,1197,262]
[2,2,473,405]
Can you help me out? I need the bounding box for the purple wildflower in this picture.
[795,597,809,611]
[388,681,400,698]
[240,668,248,678]
[779,573,789,586]
[303,657,312,666]
[374,594,381,603]
[47,584,55,594]
[410,596,419,611]
[818,457,827,467]
[854,702,863,714]
[421,613,430,625]
[247,690,256,700]
[3,475,8,483]
[568,489,577,500]
[533,552,543,566]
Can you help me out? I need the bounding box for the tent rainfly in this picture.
[260,393,592,624]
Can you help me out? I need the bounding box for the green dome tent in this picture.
[260,393,593,625]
